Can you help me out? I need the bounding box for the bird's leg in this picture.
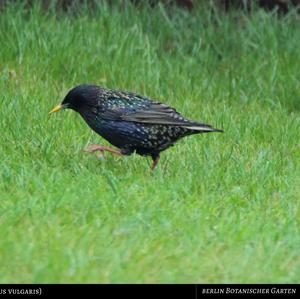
[84,144,123,158]
[150,153,160,171]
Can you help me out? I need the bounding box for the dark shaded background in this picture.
[1,0,300,13]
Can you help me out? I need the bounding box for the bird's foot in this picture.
[150,154,160,172]
[84,144,123,159]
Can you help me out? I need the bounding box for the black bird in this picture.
[49,85,223,170]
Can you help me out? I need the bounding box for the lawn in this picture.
[0,1,300,283]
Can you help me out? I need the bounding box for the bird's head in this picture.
[49,84,101,114]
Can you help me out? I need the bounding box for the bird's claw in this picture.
[84,144,123,158]
[84,144,102,153]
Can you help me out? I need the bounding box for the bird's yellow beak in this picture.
[49,104,62,115]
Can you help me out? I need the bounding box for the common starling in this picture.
[49,85,223,170]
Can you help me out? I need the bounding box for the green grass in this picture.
[1,1,300,283]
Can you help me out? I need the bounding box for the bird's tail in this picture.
[182,122,224,133]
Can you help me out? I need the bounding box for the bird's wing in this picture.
[101,98,217,132]
[121,102,191,125]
